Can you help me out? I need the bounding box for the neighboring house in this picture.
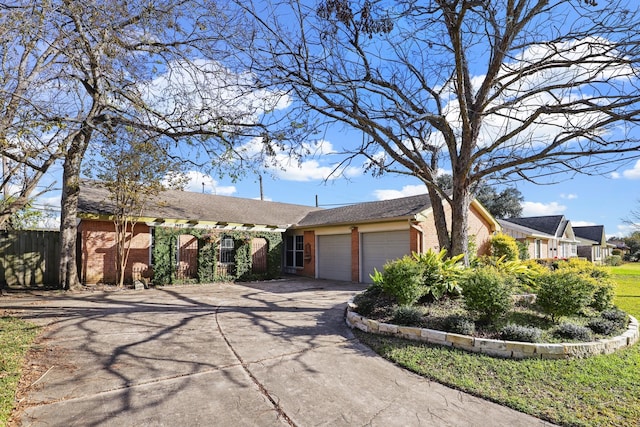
[607,237,630,256]
[573,225,612,264]
[498,215,578,260]
[78,181,500,285]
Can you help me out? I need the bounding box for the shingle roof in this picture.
[78,180,320,227]
[297,193,433,227]
[500,215,566,236]
[573,225,605,244]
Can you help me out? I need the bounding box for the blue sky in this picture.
[32,130,640,238]
[26,1,640,239]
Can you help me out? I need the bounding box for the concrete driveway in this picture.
[1,278,552,426]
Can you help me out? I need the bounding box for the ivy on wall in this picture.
[151,226,283,286]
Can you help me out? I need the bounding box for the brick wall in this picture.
[417,202,495,256]
[79,220,151,285]
[301,230,316,277]
[351,227,359,282]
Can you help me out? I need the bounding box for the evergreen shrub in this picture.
[462,266,514,323]
[500,324,542,343]
[553,323,593,342]
[536,271,595,322]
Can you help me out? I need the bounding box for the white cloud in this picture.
[622,159,640,179]
[521,201,566,216]
[373,185,427,200]
[179,171,237,196]
[142,59,290,128]
[560,193,577,200]
[236,138,361,182]
[436,37,632,157]
[610,171,621,179]
[616,224,639,237]
[572,221,596,227]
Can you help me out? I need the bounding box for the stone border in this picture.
[346,298,639,359]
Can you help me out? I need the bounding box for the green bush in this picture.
[516,240,530,260]
[553,323,593,342]
[443,315,476,335]
[412,249,465,300]
[554,258,609,279]
[490,233,520,261]
[376,256,425,306]
[462,266,514,323]
[605,255,623,266]
[353,285,395,318]
[536,270,596,322]
[500,324,542,343]
[587,318,620,335]
[590,281,615,311]
[601,308,628,329]
[391,305,425,326]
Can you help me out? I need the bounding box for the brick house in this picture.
[78,181,500,285]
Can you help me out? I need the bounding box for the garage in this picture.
[317,234,352,281]
[361,230,411,283]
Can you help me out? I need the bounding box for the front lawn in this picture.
[355,263,640,426]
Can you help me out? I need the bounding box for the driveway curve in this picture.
[1,278,553,426]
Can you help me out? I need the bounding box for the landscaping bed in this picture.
[350,237,635,358]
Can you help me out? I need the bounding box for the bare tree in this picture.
[3,1,289,289]
[237,0,640,260]
[0,2,66,225]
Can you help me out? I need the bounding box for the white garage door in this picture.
[317,234,352,281]
[362,230,410,283]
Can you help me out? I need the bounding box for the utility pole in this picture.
[259,175,264,201]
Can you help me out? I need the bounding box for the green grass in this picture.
[356,263,640,427]
[0,316,39,427]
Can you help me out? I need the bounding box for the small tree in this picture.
[89,127,186,287]
[490,233,520,261]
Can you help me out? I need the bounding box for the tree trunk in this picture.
[425,182,452,254]
[450,178,472,264]
[59,129,91,290]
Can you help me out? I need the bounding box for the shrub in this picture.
[604,255,623,266]
[536,270,596,322]
[590,281,615,311]
[490,233,520,261]
[376,256,425,306]
[500,324,542,343]
[443,315,475,335]
[391,305,424,326]
[587,318,620,335]
[554,258,610,279]
[412,249,465,300]
[553,323,593,342]
[516,240,530,260]
[601,308,628,328]
[353,285,394,318]
[462,266,514,323]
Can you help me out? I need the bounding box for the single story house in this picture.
[78,180,500,285]
[573,225,612,264]
[498,215,578,260]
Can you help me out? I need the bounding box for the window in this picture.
[286,235,304,268]
[534,239,541,259]
[220,236,235,264]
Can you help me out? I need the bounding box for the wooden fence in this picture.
[0,230,60,288]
